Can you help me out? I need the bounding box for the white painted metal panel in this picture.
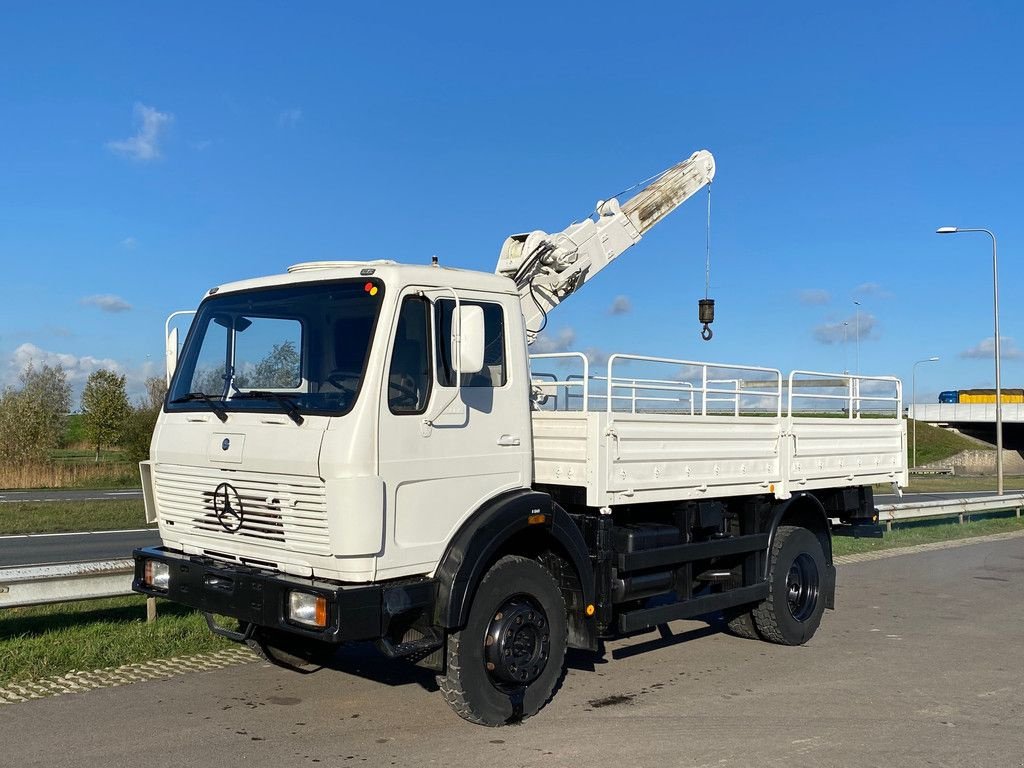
[786,418,906,490]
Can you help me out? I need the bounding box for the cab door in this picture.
[376,288,530,579]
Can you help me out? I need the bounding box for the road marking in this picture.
[0,528,155,541]
[105,491,142,496]
[0,647,257,705]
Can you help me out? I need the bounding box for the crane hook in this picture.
[698,298,715,342]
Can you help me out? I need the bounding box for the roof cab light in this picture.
[288,590,328,629]
[144,560,170,591]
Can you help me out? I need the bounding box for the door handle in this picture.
[497,434,521,447]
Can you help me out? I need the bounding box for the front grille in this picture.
[152,464,331,556]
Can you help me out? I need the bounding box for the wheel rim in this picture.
[786,553,820,622]
[483,597,550,687]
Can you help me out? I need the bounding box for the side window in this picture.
[435,300,506,388]
[388,296,432,413]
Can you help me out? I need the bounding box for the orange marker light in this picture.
[585,604,596,616]
[527,513,547,525]
[369,286,378,296]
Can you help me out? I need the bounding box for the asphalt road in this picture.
[874,489,1008,505]
[0,488,143,503]
[2,536,1022,767]
[0,529,158,567]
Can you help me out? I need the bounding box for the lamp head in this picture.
[936,226,958,234]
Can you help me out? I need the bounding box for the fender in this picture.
[767,491,835,609]
[434,488,597,647]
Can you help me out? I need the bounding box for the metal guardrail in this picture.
[3,494,1024,609]
[0,559,134,609]
[877,493,1024,530]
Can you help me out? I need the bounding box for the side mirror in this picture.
[452,305,485,375]
[165,327,179,386]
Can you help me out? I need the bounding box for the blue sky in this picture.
[1,2,1022,406]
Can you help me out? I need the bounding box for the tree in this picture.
[81,369,131,462]
[122,376,168,464]
[0,363,71,464]
[143,375,168,410]
[239,341,300,389]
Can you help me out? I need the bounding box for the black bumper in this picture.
[132,546,434,644]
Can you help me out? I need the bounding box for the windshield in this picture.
[167,279,384,417]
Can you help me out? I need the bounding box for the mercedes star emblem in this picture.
[213,482,244,532]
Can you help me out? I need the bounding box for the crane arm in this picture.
[496,149,716,343]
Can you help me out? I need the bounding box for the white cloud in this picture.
[121,237,137,250]
[960,336,1023,360]
[4,343,158,405]
[585,347,609,367]
[799,289,830,305]
[813,313,877,344]
[532,327,576,354]
[608,296,632,315]
[107,103,172,161]
[854,282,893,299]
[81,294,132,313]
[278,108,303,127]
[6,342,122,388]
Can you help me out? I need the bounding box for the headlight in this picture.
[288,590,328,628]
[144,560,170,590]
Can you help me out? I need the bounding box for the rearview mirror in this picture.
[165,327,179,386]
[453,305,485,375]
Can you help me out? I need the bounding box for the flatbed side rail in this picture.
[606,354,783,417]
[787,370,902,419]
[529,352,589,411]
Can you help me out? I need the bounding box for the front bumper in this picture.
[132,546,433,644]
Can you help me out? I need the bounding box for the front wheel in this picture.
[438,555,567,726]
[753,525,827,645]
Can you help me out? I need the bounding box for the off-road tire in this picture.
[438,555,567,726]
[724,608,762,640]
[753,525,826,645]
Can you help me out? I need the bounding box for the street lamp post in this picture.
[936,226,1003,495]
[843,321,849,374]
[912,356,940,468]
[853,300,862,374]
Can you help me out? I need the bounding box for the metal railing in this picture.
[875,493,1024,531]
[787,370,902,419]
[0,559,134,609]
[5,494,1023,610]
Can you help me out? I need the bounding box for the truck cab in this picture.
[148,261,533,585]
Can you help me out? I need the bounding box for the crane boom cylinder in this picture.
[496,150,716,342]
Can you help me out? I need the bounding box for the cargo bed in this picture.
[529,353,907,507]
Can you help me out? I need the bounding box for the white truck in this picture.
[133,150,905,726]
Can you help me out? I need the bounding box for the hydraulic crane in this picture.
[496,149,716,341]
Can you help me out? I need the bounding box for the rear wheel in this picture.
[438,555,567,726]
[753,525,826,645]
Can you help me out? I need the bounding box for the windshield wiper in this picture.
[232,391,305,425]
[169,392,228,422]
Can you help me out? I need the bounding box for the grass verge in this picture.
[1,461,138,491]
[0,597,232,686]
[875,475,1024,494]
[833,511,1024,556]
[0,500,150,535]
